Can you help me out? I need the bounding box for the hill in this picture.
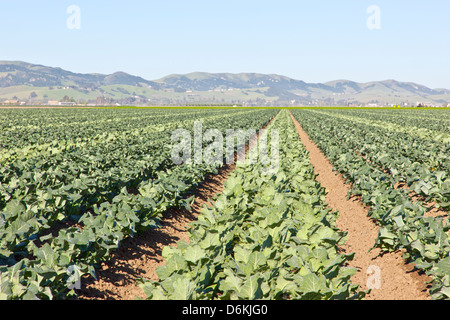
[0,61,449,106]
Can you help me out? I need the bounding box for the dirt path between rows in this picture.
[289,112,431,300]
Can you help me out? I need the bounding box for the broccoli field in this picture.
[0,107,449,301]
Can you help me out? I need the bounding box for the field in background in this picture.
[0,107,448,300]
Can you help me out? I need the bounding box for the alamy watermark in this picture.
[66,265,82,290]
[171,121,280,175]
[366,265,381,290]
[367,5,381,30]
[67,5,81,30]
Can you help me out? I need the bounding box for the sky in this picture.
[1,0,449,88]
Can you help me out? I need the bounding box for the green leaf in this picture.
[424,243,440,261]
[171,277,195,300]
[199,233,220,250]
[184,245,206,264]
[436,257,450,275]
[300,273,327,293]
[166,254,188,275]
[220,270,242,293]
[239,274,264,299]
[440,286,450,299]
[234,247,251,264]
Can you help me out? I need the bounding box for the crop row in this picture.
[0,108,250,164]
[305,109,450,210]
[331,109,450,135]
[291,109,450,300]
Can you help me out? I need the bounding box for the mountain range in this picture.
[1,61,449,106]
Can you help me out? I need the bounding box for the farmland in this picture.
[290,108,450,299]
[0,107,449,300]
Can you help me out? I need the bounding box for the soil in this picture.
[289,111,431,300]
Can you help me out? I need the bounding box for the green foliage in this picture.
[137,110,365,300]
[291,108,450,300]
[0,108,277,299]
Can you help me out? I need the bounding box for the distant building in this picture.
[3,99,19,105]
[59,102,76,106]
[47,101,59,106]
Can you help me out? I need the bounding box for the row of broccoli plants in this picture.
[312,109,450,145]
[137,110,366,300]
[332,108,450,136]
[306,109,450,211]
[0,109,277,299]
[0,108,238,164]
[290,109,450,300]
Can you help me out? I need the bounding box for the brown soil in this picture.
[289,112,431,300]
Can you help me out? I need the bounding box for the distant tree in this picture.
[29,92,38,99]
[61,96,76,103]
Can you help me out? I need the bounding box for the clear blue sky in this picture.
[1,0,449,88]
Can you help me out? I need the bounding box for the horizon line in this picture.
[0,60,448,90]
